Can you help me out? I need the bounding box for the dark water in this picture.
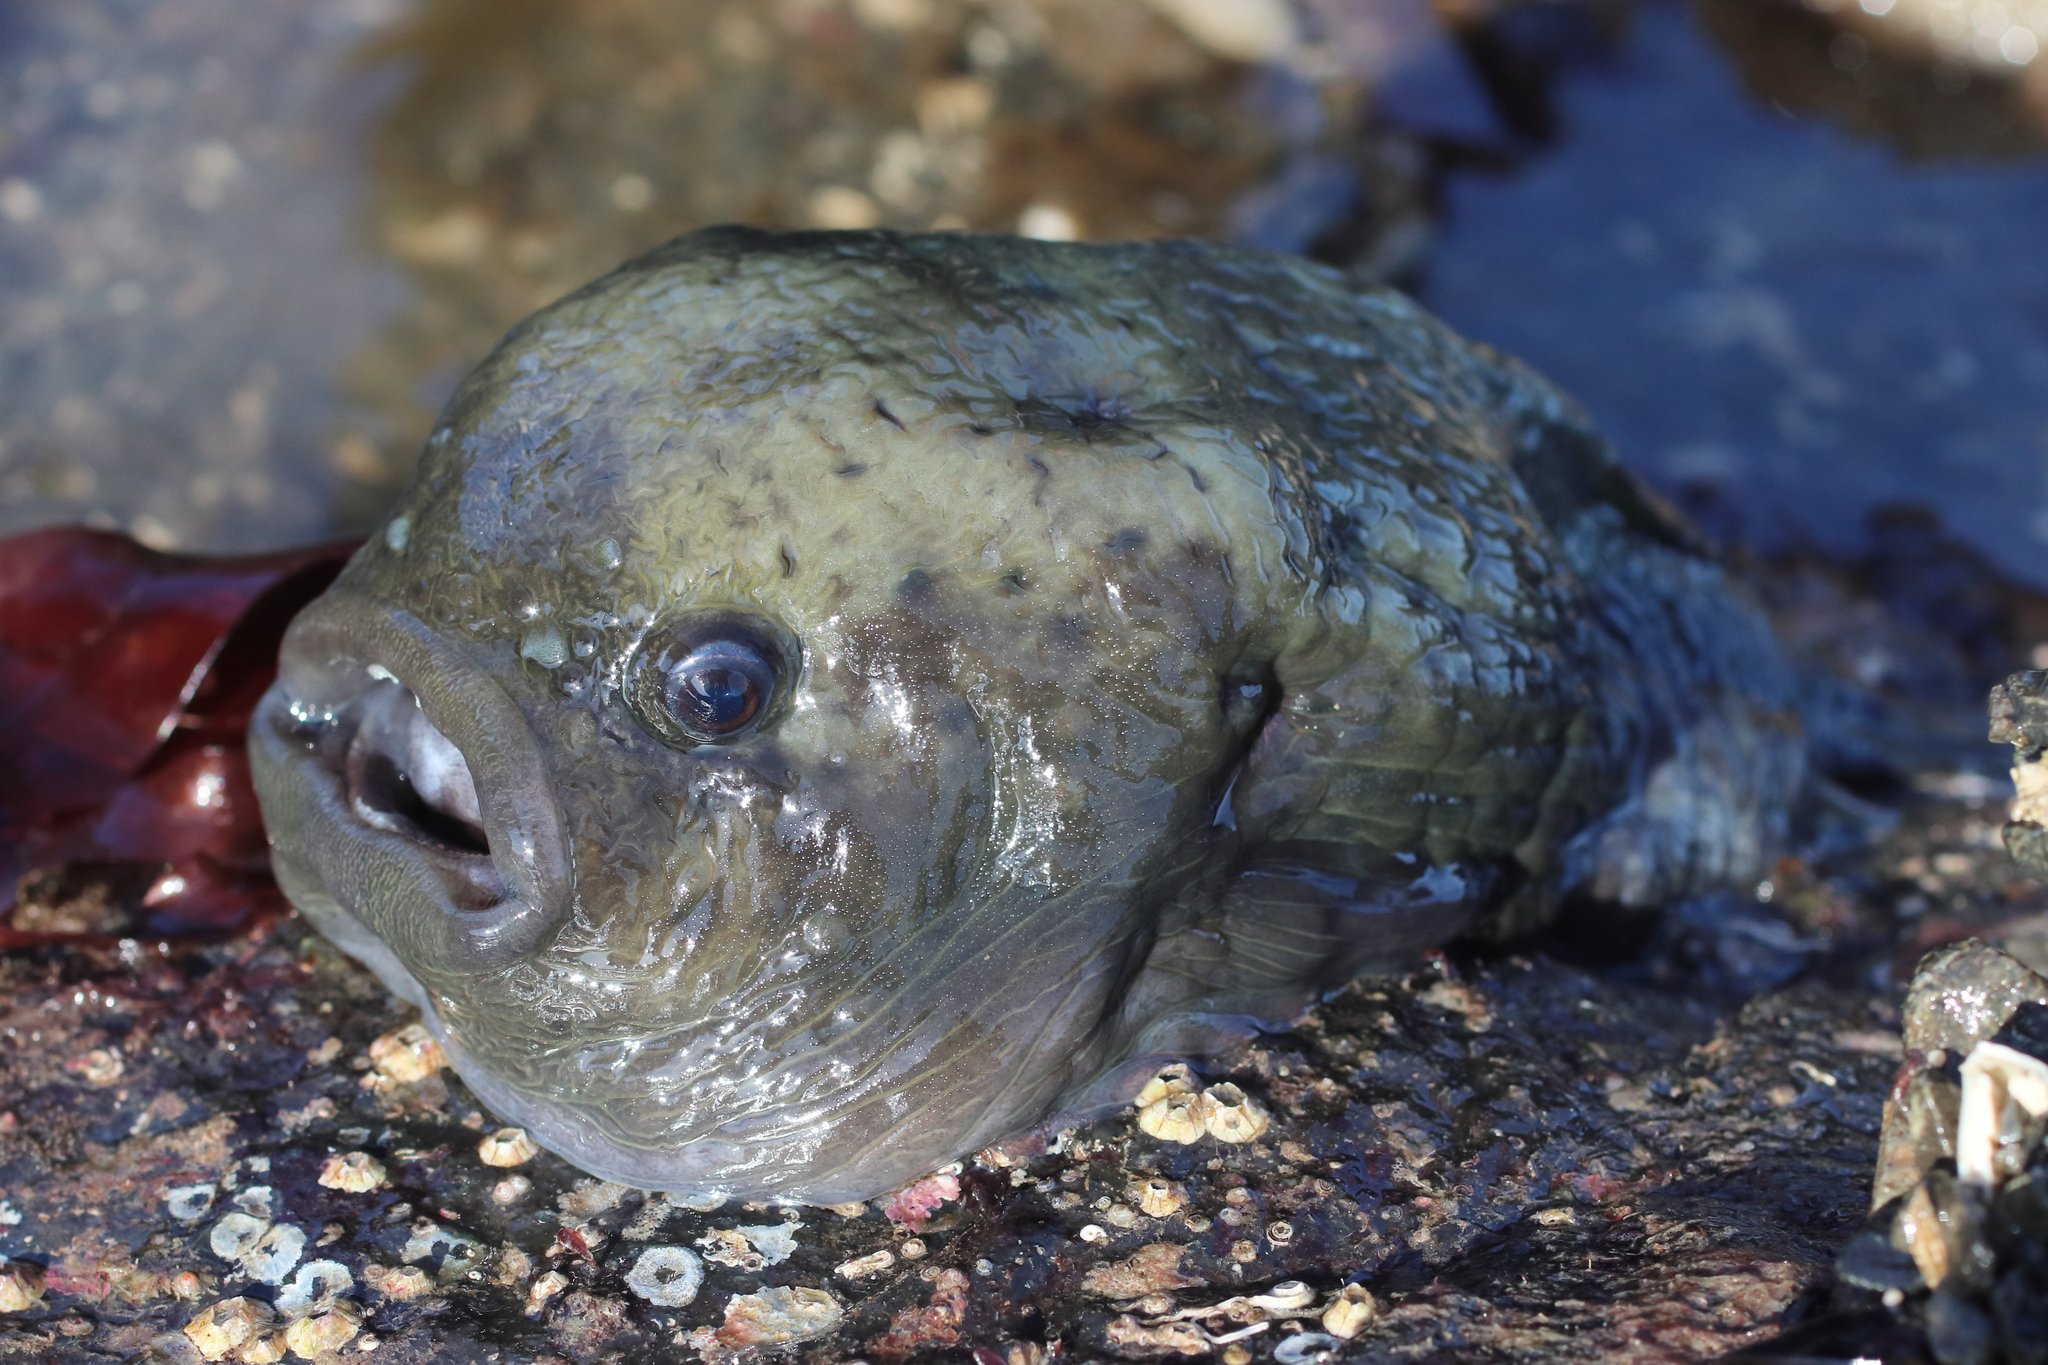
[1425,2,2048,585]
[1,0,2044,581]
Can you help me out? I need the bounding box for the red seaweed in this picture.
[0,526,356,944]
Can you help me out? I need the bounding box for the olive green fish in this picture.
[250,228,1801,1202]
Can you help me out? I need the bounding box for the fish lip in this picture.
[249,591,573,973]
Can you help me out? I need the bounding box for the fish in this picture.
[249,227,1803,1203]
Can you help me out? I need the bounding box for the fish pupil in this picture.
[669,644,770,737]
[628,613,793,750]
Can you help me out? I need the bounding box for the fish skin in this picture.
[248,228,1802,1202]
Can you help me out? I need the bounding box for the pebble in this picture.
[808,186,882,230]
[1016,203,1080,241]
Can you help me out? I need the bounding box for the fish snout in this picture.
[250,591,573,976]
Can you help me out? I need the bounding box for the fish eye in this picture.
[626,613,794,749]
[666,640,772,736]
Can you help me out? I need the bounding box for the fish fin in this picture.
[1117,857,1486,1042]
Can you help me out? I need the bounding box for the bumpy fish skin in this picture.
[249,229,1801,1202]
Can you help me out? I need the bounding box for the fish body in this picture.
[250,229,1800,1202]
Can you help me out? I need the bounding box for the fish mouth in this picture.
[248,591,572,978]
[330,676,501,900]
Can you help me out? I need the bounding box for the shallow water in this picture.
[1425,1,2048,584]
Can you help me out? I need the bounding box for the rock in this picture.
[1993,671,2048,878]
[1902,941,2048,1056]
[1989,1169,2048,1257]
[1857,943,2048,1348]
[1837,1211,1925,1293]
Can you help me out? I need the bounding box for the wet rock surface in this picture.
[0,896,1895,1362]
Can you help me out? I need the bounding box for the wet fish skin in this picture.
[249,228,1801,1202]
